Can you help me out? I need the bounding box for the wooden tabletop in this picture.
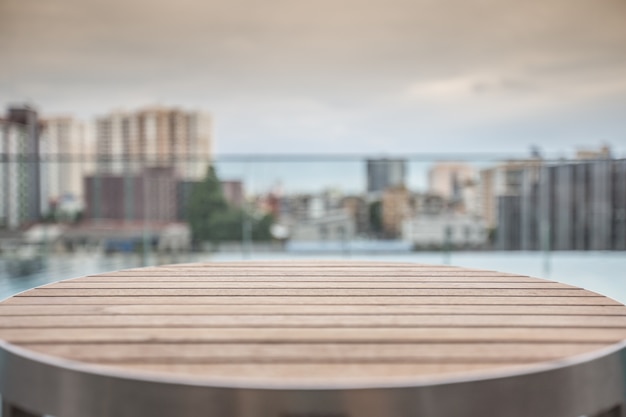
[1,260,626,387]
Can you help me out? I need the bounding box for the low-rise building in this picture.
[402,213,487,249]
[84,167,177,222]
[289,209,356,242]
[381,186,411,238]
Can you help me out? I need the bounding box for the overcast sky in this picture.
[1,0,625,156]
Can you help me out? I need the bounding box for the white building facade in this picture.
[40,117,91,214]
[402,213,487,249]
[95,106,212,180]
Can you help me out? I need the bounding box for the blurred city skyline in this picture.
[1,104,624,257]
[1,0,625,155]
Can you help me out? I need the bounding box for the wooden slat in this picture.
[23,288,590,297]
[4,295,615,305]
[133,268,467,273]
[2,314,626,328]
[123,263,467,270]
[47,281,572,289]
[127,265,513,272]
[3,327,626,343]
[2,304,624,316]
[139,261,427,267]
[22,342,608,362]
[92,271,528,277]
[71,275,543,282]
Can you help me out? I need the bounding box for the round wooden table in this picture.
[1,261,626,417]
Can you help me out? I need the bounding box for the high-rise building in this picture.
[496,195,522,250]
[366,159,406,194]
[40,117,92,208]
[95,106,212,180]
[0,105,43,230]
[495,158,626,251]
[478,159,542,229]
[428,162,479,214]
[428,162,475,200]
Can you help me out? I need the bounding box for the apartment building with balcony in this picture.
[40,117,92,211]
[95,106,212,180]
[479,158,543,231]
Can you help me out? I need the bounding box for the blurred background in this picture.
[1,0,625,301]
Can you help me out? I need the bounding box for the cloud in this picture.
[406,72,535,100]
[1,0,626,154]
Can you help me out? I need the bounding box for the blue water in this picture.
[1,251,626,303]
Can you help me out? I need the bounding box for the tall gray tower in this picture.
[1,105,42,229]
[366,158,407,194]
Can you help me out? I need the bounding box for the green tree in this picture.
[187,165,229,244]
[187,165,274,246]
[252,213,274,241]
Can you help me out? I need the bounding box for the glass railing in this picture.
[1,153,626,301]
